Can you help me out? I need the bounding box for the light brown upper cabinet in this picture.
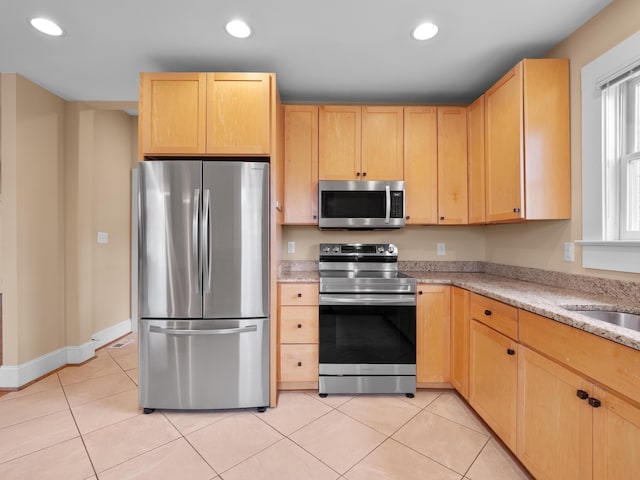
[283,105,319,224]
[404,107,438,224]
[139,72,272,157]
[140,73,207,155]
[484,59,570,222]
[318,106,404,180]
[467,96,486,224]
[437,107,468,225]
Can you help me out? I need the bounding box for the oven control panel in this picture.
[319,243,397,258]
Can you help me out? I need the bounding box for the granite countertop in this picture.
[278,269,640,351]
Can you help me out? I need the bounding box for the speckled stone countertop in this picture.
[278,261,640,351]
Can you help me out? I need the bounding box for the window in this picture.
[602,67,640,240]
[581,30,640,273]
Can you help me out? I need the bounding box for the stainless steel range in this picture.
[318,243,416,397]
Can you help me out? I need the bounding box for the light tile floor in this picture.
[0,333,533,480]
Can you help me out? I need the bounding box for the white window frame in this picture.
[580,30,640,273]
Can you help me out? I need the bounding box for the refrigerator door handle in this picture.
[193,188,201,293]
[203,189,212,293]
[149,325,258,336]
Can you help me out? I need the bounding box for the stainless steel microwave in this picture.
[318,180,406,229]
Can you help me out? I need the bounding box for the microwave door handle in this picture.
[385,184,391,224]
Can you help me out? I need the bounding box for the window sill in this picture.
[576,240,640,273]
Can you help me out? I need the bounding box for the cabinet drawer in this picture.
[279,344,319,382]
[279,283,319,306]
[280,306,319,343]
[519,309,640,405]
[470,293,518,340]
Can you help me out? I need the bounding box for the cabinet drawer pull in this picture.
[588,397,601,408]
[297,323,302,328]
[297,293,302,298]
[297,361,302,367]
[507,348,516,356]
[576,390,589,400]
[484,309,492,316]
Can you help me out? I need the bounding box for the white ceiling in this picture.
[0,0,613,106]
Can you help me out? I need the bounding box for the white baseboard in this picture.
[0,318,132,389]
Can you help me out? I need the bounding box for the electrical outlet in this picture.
[287,241,296,254]
[437,243,446,256]
[97,231,109,244]
[563,242,574,262]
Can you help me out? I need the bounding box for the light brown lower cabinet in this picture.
[468,319,518,451]
[416,285,451,384]
[278,283,319,390]
[450,287,470,398]
[518,345,640,479]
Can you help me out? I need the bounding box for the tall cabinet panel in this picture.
[361,106,404,180]
[437,107,468,225]
[283,105,319,224]
[318,106,362,180]
[404,107,438,224]
[467,96,486,224]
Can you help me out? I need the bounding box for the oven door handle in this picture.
[319,294,416,306]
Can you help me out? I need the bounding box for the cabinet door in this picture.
[517,346,593,480]
[592,386,640,479]
[467,96,486,224]
[361,106,404,180]
[485,63,524,222]
[403,107,438,224]
[284,105,319,224]
[450,287,470,399]
[469,319,518,450]
[318,106,361,180]
[416,285,451,384]
[139,73,207,156]
[206,73,271,155]
[437,107,468,224]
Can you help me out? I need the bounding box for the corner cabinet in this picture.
[139,72,272,157]
[437,107,468,224]
[484,58,570,222]
[450,287,470,398]
[467,95,486,224]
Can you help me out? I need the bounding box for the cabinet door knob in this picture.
[513,207,521,213]
[440,216,445,221]
[576,390,589,400]
[362,172,367,177]
[297,323,302,328]
[297,361,302,367]
[484,309,492,316]
[405,215,411,220]
[356,172,361,176]
[507,348,516,356]
[313,215,317,219]
[418,290,423,295]
[588,397,601,408]
[297,293,302,298]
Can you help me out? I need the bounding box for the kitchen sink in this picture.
[569,309,640,332]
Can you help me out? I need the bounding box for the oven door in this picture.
[318,294,416,375]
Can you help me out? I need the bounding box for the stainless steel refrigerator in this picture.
[138,160,269,412]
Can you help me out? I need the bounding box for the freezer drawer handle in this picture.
[149,325,258,336]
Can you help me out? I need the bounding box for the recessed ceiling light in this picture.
[30,17,63,36]
[225,19,252,39]
[412,22,439,41]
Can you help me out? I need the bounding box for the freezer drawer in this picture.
[139,318,269,410]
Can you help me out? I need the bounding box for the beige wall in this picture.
[284,0,640,284]
[484,0,640,282]
[1,74,66,364]
[282,226,486,261]
[1,75,134,367]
